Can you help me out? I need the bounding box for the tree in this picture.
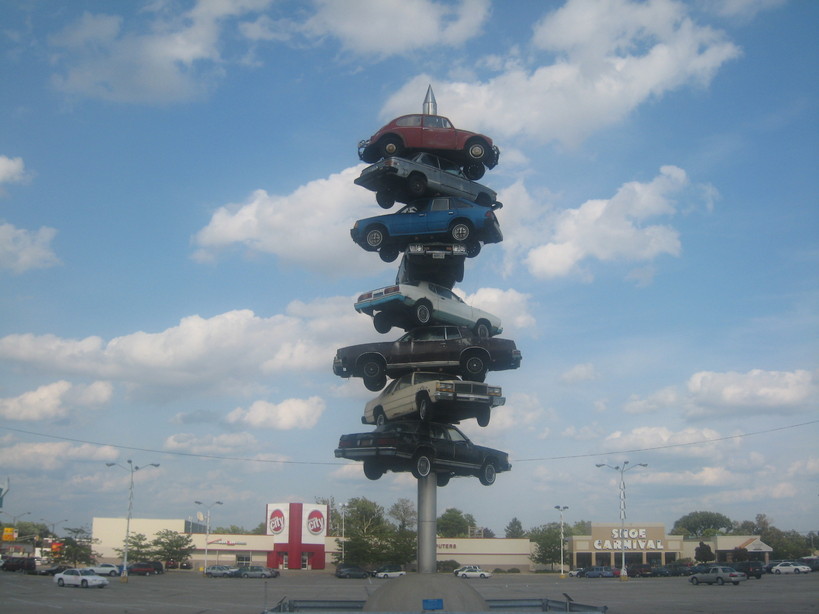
[695,541,715,564]
[671,511,733,537]
[114,532,154,562]
[151,529,195,564]
[572,520,592,535]
[60,527,99,566]
[212,524,249,534]
[437,508,470,538]
[731,547,749,562]
[505,517,526,539]
[529,523,561,566]
[388,498,417,532]
[333,497,392,566]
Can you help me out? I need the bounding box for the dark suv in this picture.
[730,560,764,579]
[1,557,37,573]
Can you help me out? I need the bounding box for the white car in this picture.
[772,562,811,574]
[54,568,109,588]
[453,565,492,579]
[373,568,407,578]
[84,563,120,576]
[355,280,502,337]
[363,371,504,427]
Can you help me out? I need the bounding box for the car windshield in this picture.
[413,372,449,384]
[80,569,96,575]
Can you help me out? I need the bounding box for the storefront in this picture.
[568,523,684,569]
[265,502,327,570]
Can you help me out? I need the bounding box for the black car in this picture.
[731,560,764,579]
[333,325,522,391]
[127,561,163,575]
[38,564,71,576]
[335,421,511,486]
[1,557,36,573]
[335,564,370,579]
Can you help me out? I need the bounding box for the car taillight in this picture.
[488,386,501,396]
[383,285,399,295]
[436,382,455,393]
[358,292,373,301]
[375,437,399,446]
[384,159,398,168]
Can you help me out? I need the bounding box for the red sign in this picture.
[306,509,325,535]
[268,509,285,534]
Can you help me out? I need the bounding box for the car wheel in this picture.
[732,581,739,585]
[365,226,387,250]
[206,573,213,577]
[461,573,468,578]
[477,408,490,427]
[414,300,433,326]
[379,246,399,262]
[476,192,492,207]
[242,573,250,578]
[479,573,487,579]
[375,409,387,426]
[436,472,451,487]
[81,580,88,588]
[474,320,491,338]
[363,459,385,480]
[376,190,395,209]
[57,578,65,586]
[463,163,485,180]
[775,569,781,574]
[794,569,801,574]
[466,138,490,162]
[417,394,431,421]
[407,173,427,196]
[364,375,387,392]
[479,460,497,486]
[361,356,385,380]
[109,570,118,576]
[465,240,481,258]
[373,312,392,334]
[461,351,487,382]
[411,451,433,479]
[449,221,472,243]
[690,577,699,585]
[379,135,404,159]
[716,577,724,585]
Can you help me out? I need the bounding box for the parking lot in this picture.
[1,570,816,614]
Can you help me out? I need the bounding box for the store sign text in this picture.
[594,529,663,551]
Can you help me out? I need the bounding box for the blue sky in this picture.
[1,0,817,539]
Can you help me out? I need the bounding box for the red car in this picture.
[358,114,499,179]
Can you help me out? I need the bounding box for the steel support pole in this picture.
[417,474,437,574]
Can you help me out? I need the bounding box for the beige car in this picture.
[363,371,504,427]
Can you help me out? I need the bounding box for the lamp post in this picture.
[12,511,31,525]
[107,459,160,582]
[194,500,222,573]
[555,505,569,578]
[596,461,647,581]
[40,517,67,537]
[339,503,347,563]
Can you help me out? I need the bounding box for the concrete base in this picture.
[364,573,487,612]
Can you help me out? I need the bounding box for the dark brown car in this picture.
[332,325,521,391]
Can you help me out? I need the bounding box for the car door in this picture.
[65,569,80,586]
[428,424,456,468]
[423,197,456,234]
[383,374,416,419]
[445,425,480,468]
[394,327,450,368]
[421,115,457,150]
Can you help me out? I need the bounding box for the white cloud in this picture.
[624,386,679,414]
[0,222,60,273]
[164,431,258,455]
[603,425,735,457]
[459,287,537,334]
[303,0,489,56]
[686,368,817,413]
[560,363,598,383]
[0,380,111,421]
[0,441,118,470]
[0,156,29,185]
[641,465,736,486]
[226,396,325,429]
[787,457,819,476]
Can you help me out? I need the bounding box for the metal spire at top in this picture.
[423,85,437,116]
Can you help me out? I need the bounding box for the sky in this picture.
[1,0,817,540]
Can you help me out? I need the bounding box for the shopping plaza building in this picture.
[91,504,773,571]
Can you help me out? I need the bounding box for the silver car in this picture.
[689,566,747,586]
[355,152,498,209]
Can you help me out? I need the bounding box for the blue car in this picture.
[351,196,503,262]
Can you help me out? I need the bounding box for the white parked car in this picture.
[84,563,120,576]
[355,280,502,337]
[453,565,492,579]
[363,371,504,427]
[54,568,109,588]
[372,566,406,578]
[772,562,811,574]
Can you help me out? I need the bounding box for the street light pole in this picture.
[555,505,569,578]
[339,503,347,563]
[194,500,222,573]
[107,459,160,582]
[596,461,647,581]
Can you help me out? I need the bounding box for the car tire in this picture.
[376,190,395,209]
[414,300,433,326]
[461,573,468,578]
[775,569,781,574]
[795,569,801,574]
[417,394,431,421]
[716,577,724,585]
[361,356,385,380]
[206,573,213,577]
[732,581,739,585]
[363,459,385,480]
[379,246,400,262]
[479,460,497,486]
[379,135,403,159]
[466,138,490,163]
[474,320,491,338]
[365,226,387,250]
[57,578,65,586]
[407,173,427,197]
[463,163,485,180]
[461,351,487,382]
[364,375,387,392]
[477,408,490,427]
[242,573,250,578]
[479,573,487,579]
[465,240,481,258]
[476,192,492,207]
[690,577,699,585]
[449,221,472,243]
[81,580,88,588]
[436,472,451,487]
[411,451,433,479]
[373,312,392,334]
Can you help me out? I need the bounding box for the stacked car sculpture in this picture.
[334,88,519,487]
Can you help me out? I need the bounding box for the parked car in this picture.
[38,565,70,576]
[453,565,492,578]
[127,561,162,576]
[626,563,654,577]
[798,556,819,571]
[355,152,498,209]
[335,564,370,579]
[231,565,279,578]
[54,568,109,588]
[85,563,121,577]
[372,565,406,578]
[585,566,615,578]
[568,568,586,577]
[730,560,764,579]
[350,196,503,262]
[1,556,37,573]
[689,566,747,585]
[665,564,693,576]
[358,113,499,180]
[355,280,502,337]
[362,371,504,427]
[205,565,237,577]
[397,244,465,289]
[333,325,522,392]
[771,561,811,574]
[335,420,511,486]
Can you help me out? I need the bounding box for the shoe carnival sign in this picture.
[592,526,665,551]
